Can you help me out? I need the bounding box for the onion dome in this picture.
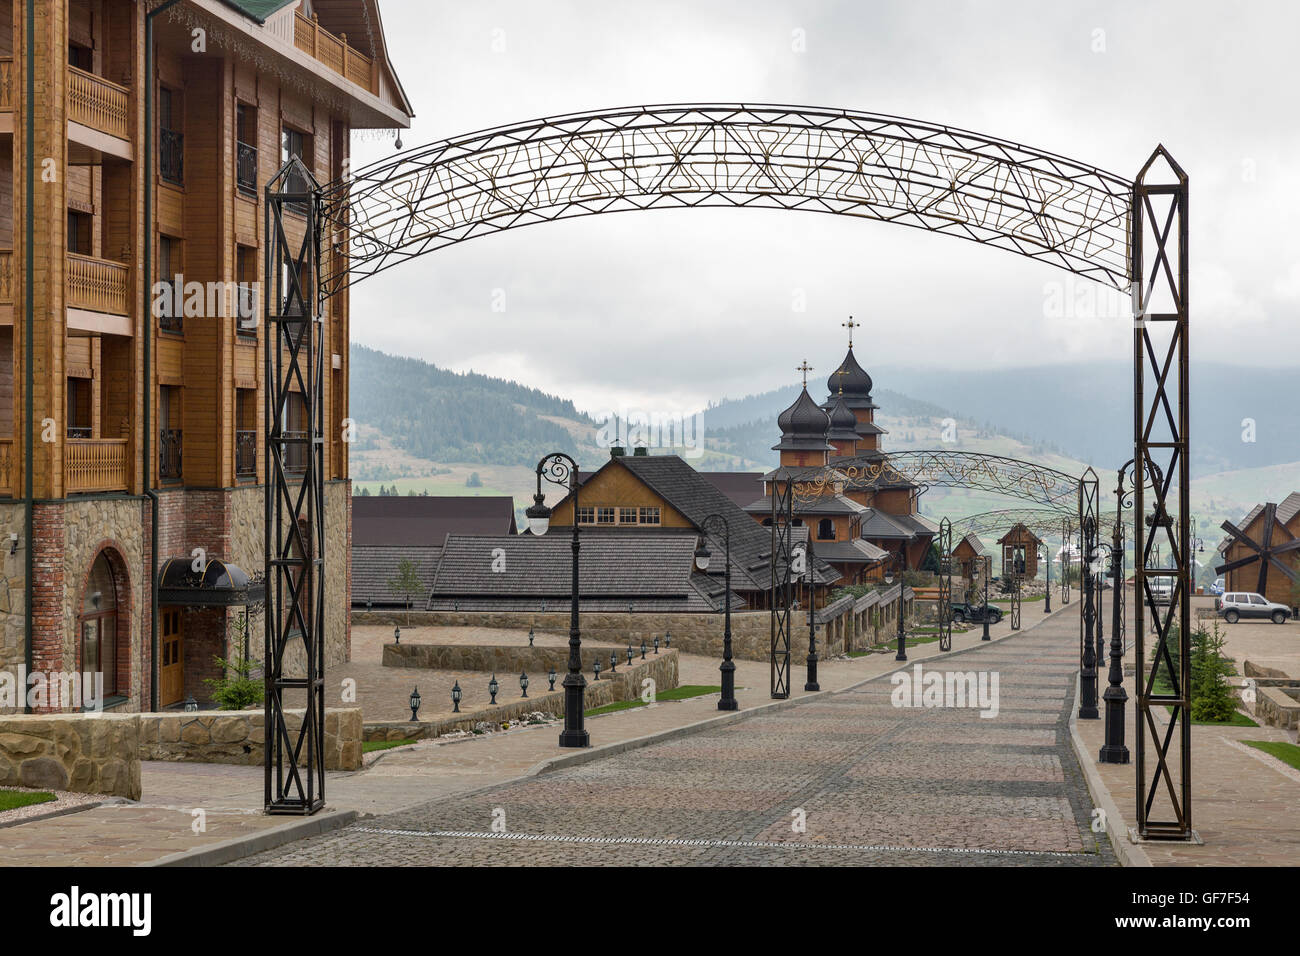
[772,387,834,452]
[825,346,877,410]
[825,390,860,443]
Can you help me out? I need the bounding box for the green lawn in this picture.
[1242,740,1300,771]
[585,684,722,717]
[0,790,55,813]
[361,739,420,754]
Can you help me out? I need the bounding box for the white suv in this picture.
[1215,592,1291,625]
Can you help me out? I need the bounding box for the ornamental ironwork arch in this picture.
[266,103,1192,844]
[318,104,1133,297]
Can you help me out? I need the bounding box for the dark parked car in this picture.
[950,601,1003,624]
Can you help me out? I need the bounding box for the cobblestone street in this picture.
[238,611,1116,867]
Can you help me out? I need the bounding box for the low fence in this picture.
[366,649,679,742]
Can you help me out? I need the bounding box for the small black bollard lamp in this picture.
[548,667,557,691]
[394,625,400,645]
[451,680,462,713]
[528,626,535,647]
[594,658,602,680]
[627,645,634,666]
[653,636,660,654]
[665,630,672,648]
[640,639,647,660]
[488,673,499,704]
[610,650,618,673]
[409,686,421,721]
[520,671,530,698]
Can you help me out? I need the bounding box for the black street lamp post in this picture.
[878,550,908,661]
[800,542,819,691]
[695,513,738,711]
[527,452,589,747]
[1043,545,1052,613]
[1101,463,1135,763]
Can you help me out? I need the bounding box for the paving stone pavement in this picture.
[235,611,1117,867]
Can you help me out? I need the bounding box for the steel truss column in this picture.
[1132,147,1192,840]
[770,480,794,699]
[1009,565,1021,630]
[1079,469,1100,719]
[264,159,327,815]
[938,518,953,652]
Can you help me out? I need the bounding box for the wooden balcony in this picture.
[0,56,12,112]
[0,249,12,306]
[0,439,12,498]
[67,253,129,316]
[294,12,377,93]
[68,65,129,139]
[65,438,129,494]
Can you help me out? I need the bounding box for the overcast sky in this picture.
[348,0,1300,415]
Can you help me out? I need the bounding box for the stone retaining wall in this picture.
[365,650,679,742]
[1255,686,1300,732]
[356,599,913,664]
[138,708,363,770]
[0,712,142,799]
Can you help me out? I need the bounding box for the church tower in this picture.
[823,317,885,457]
[773,362,833,468]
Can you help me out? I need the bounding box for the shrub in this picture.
[204,653,264,711]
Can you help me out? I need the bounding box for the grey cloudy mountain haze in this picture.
[350,0,1299,415]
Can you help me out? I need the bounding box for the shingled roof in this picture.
[352,544,441,608]
[425,530,721,612]
[353,495,516,546]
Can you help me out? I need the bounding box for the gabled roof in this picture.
[353,495,516,546]
[998,522,1042,544]
[954,532,988,556]
[615,454,837,588]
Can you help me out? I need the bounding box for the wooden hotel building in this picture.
[0,0,412,711]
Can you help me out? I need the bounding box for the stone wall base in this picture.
[0,712,142,799]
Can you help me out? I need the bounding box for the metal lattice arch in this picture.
[267,103,1192,842]
[319,104,1133,296]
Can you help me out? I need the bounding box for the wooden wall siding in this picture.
[0,56,10,111]
[2,0,371,496]
[548,463,693,529]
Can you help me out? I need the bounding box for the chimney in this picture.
[633,446,649,457]
[610,446,625,458]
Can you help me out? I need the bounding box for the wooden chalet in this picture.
[997,523,1042,579]
[1215,492,1300,606]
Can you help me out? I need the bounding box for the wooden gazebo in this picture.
[997,523,1042,579]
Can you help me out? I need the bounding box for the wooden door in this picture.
[160,608,184,707]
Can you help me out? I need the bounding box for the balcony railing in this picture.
[67,253,130,315]
[67,66,129,140]
[0,57,12,112]
[65,438,129,494]
[0,439,12,498]
[159,428,182,480]
[0,249,12,306]
[236,430,257,479]
[294,12,377,93]
[281,430,308,475]
[160,127,184,185]
[237,140,258,195]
